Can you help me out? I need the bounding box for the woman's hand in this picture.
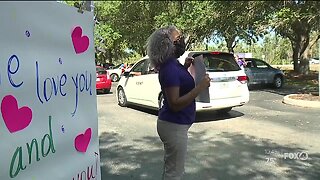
[184,57,194,69]
[164,74,211,112]
[198,74,211,90]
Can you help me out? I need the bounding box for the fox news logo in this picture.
[283,152,308,161]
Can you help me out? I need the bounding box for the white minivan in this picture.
[116,51,249,113]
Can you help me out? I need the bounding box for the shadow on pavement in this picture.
[99,130,320,180]
[99,131,163,180]
[128,105,159,116]
[186,131,320,180]
[124,106,245,121]
[249,84,303,96]
[195,110,244,123]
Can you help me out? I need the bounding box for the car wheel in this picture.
[217,107,232,114]
[246,77,252,90]
[110,73,119,82]
[158,94,164,110]
[273,75,283,88]
[117,87,127,107]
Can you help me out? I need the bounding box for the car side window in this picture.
[245,61,254,68]
[131,60,146,72]
[255,60,269,68]
[145,59,158,74]
[131,59,150,75]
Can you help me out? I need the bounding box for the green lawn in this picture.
[284,70,319,94]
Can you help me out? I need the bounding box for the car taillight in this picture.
[210,52,220,55]
[237,76,248,84]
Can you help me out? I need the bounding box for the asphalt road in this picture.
[98,83,320,180]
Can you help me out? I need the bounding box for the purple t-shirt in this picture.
[158,59,196,125]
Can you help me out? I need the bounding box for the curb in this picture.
[283,94,320,108]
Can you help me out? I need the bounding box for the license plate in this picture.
[96,78,100,82]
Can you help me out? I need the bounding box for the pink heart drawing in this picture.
[1,95,33,133]
[74,128,92,153]
[71,26,89,54]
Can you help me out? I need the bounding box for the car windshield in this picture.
[193,53,240,72]
[96,67,107,75]
[113,64,122,69]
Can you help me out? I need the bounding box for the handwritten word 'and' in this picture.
[9,116,55,178]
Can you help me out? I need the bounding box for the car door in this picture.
[244,59,259,85]
[254,59,274,84]
[139,59,161,108]
[122,59,147,102]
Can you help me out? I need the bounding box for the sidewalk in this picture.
[283,94,320,108]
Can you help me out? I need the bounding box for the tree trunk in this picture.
[300,49,310,75]
[289,22,311,75]
[291,41,300,72]
[107,49,113,63]
[185,34,193,50]
[291,42,310,75]
[225,36,236,54]
[297,34,320,75]
[227,44,234,54]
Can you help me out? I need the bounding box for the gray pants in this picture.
[157,119,191,180]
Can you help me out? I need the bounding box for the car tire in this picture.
[217,107,232,114]
[110,73,119,82]
[246,77,252,90]
[117,87,128,107]
[273,75,283,89]
[158,93,164,110]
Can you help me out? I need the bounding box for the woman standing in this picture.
[146,25,211,180]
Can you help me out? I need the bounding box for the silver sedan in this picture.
[244,58,285,88]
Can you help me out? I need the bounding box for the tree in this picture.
[111,1,170,56]
[154,1,213,50]
[94,1,128,64]
[267,0,320,74]
[195,1,270,54]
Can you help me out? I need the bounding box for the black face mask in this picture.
[173,37,186,58]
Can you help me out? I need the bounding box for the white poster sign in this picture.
[188,55,210,103]
[0,2,101,179]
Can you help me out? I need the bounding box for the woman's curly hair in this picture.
[146,25,178,69]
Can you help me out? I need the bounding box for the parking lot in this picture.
[98,83,320,180]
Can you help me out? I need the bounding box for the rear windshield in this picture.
[96,67,107,75]
[192,53,240,72]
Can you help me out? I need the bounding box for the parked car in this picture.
[102,62,115,69]
[107,64,125,82]
[309,58,319,64]
[116,51,250,113]
[244,58,284,88]
[96,66,112,94]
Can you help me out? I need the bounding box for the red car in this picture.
[96,66,112,94]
